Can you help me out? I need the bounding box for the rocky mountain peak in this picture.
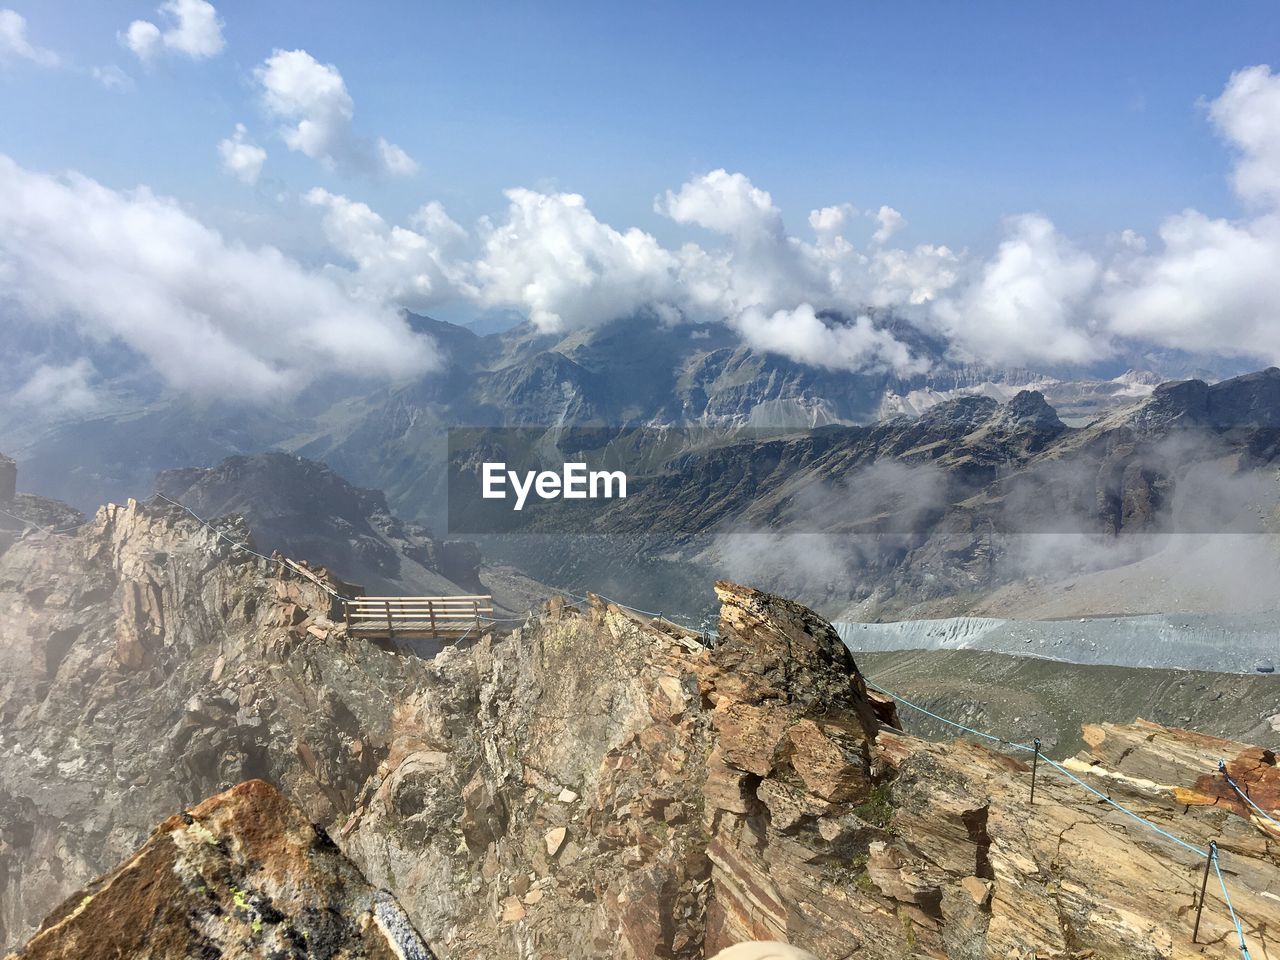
[1001,389,1064,430]
[1207,365,1280,429]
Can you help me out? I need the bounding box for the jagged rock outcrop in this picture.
[3,779,434,959]
[0,498,443,951]
[336,582,1280,958]
[4,501,1280,958]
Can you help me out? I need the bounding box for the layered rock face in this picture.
[4,780,434,960]
[0,499,443,950]
[342,582,1280,959]
[4,502,1280,957]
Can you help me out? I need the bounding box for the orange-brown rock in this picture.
[3,780,433,959]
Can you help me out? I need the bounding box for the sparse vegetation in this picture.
[854,782,895,829]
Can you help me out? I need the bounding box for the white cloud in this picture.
[866,244,960,308]
[871,205,905,244]
[0,155,437,400]
[1102,211,1280,362]
[1208,65,1280,208]
[121,19,161,60]
[733,304,927,374]
[809,204,856,239]
[659,168,783,237]
[91,64,135,92]
[287,59,1280,378]
[474,188,682,331]
[1094,64,1280,365]
[14,359,99,415]
[306,188,464,312]
[377,137,419,176]
[932,214,1105,365]
[217,124,267,184]
[255,49,416,177]
[122,0,224,62]
[0,8,60,67]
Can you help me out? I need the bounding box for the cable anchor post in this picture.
[1193,841,1217,943]
[1030,737,1042,804]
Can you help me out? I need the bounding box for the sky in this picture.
[3,1,1280,408]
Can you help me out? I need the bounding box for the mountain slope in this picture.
[498,367,1280,619]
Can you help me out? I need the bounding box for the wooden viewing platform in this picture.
[343,595,493,639]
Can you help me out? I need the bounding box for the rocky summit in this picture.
[2,498,1280,957]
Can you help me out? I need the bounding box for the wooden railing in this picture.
[343,595,493,639]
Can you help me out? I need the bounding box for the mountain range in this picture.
[2,311,1247,528]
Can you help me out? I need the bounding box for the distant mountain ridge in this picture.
[0,310,1249,526]
[466,366,1280,620]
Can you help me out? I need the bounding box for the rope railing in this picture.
[1218,758,1280,833]
[865,676,1256,958]
[563,588,708,634]
[0,505,85,535]
[1213,851,1255,960]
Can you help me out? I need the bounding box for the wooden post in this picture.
[429,600,438,638]
[473,598,479,628]
[344,602,352,632]
[384,600,395,639]
[1030,738,1042,804]
[1193,842,1216,942]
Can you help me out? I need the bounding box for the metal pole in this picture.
[1193,841,1216,943]
[1030,738,1042,804]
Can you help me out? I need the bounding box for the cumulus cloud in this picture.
[0,8,60,67]
[306,188,465,311]
[286,61,1280,377]
[474,188,682,331]
[296,169,948,373]
[217,124,267,184]
[1208,65,1280,209]
[122,0,224,61]
[0,155,437,400]
[809,204,856,238]
[1103,210,1280,361]
[871,205,905,244]
[933,214,1105,365]
[255,49,416,177]
[660,169,784,238]
[1095,65,1280,366]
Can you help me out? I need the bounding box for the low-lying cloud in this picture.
[0,156,437,400]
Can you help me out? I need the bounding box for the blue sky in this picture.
[5,1,1279,245]
[3,1,1280,406]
